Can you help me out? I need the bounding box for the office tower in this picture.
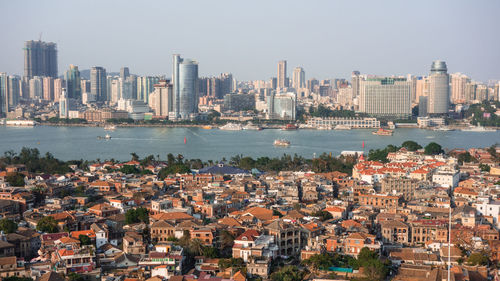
[0,73,7,115]
[359,77,411,118]
[450,73,469,104]
[270,77,277,89]
[351,71,361,98]
[427,61,449,114]
[23,40,58,79]
[81,79,91,94]
[59,88,68,118]
[91,67,107,101]
[223,93,255,111]
[172,54,199,120]
[42,77,54,101]
[110,78,120,104]
[29,76,43,99]
[136,76,160,103]
[418,96,428,117]
[65,65,81,100]
[120,67,130,80]
[120,78,133,100]
[148,80,173,117]
[292,67,306,90]
[267,92,296,120]
[53,78,63,102]
[7,76,20,108]
[277,60,288,89]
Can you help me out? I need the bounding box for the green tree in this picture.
[5,173,25,187]
[203,246,220,258]
[188,238,205,256]
[270,265,305,281]
[312,210,333,222]
[424,142,443,155]
[220,230,235,249]
[120,165,140,174]
[401,140,422,152]
[130,152,140,161]
[79,234,91,245]
[0,218,18,234]
[457,152,476,164]
[479,164,491,172]
[68,272,84,281]
[125,207,149,224]
[467,252,489,266]
[36,216,58,233]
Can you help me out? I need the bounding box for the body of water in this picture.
[0,126,498,161]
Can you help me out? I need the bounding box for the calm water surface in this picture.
[0,126,498,161]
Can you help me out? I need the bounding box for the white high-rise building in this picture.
[450,73,469,104]
[292,67,305,90]
[428,61,449,114]
[148,80,173,117]
[359,77,411,118]
[59,88,68,118]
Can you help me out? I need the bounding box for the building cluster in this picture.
[3,39,498,124]
[0,145,498,280]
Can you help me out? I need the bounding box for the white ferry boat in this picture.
[243,123,263,130]
[104,125,116,130]
[219,123,243,131]
[461,124,496,132]
[274,139,290,146]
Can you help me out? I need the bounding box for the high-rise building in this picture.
[292,67,305,90]
[450,73,469,104]
[59,88,68,118]
[91,67,107,102]
[223,93,255,111]
[148,80,173,117]
[427,61,449,114]
[0,73,7,115]
[7,75,20,109]
[81,79,91,94]
[42,77,54,101]
[29,76,43,99]
[23,40,58,79]
[120,67,130,80]
[172,54,198,120]
[136,76,160,103]
[351,71,361,98]
[65,65,81,100]
[277,60,288,89]
[359,77,411,118]
[53,78,63,102]
[267,92,296,120]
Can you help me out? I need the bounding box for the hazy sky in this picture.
[1,0,499,82]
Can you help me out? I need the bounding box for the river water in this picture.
[0,126,498,161]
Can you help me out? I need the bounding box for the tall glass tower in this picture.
[428,60,449,114]
[65,65,81,99]
[172,55,198,120]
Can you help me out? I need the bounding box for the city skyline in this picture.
[1,0,499,82]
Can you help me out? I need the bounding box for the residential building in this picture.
[23,40,58,78]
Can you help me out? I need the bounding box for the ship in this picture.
[104,125,116,130]
[433,126,454,131]
[281,124,298,130]
[334,124,352,130]
[372,128,393,136]
[461,123,496,132]
[97,134,112,140]
[202,125,213,129]
[219,123,243,131]
[274,139,290,146]
[243,123,263,130]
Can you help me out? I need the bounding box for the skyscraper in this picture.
[292,67,305,90]
[23,40,58,79]
[59,88,68,118]
[120,67,130,80]
[351,71,361,98]
[91,67,107,101]
[450,73,469,104]
[65,65,81,100]
[0,73,7,115]
[359,77,411,118]
[42,77,54,101]
[148,80,173,117]
[172,54,199,120]
[267,92,296,120]
[277,60,287,89]
[29,76,43,99]
[428,60,449,114]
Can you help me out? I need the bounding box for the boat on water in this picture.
[274,139,290,146]
[202,125,213,129]
[219,123,243,131]
[97,134,112,140]
[243,123,263,130]
[281,124,298,130]
[334,124,352,130]
[104,125,116,130]
[433,126,454,131]
[387,121,396,129]
[317,125,332,130]
[461,123,496,132]
[372,128,393,136]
